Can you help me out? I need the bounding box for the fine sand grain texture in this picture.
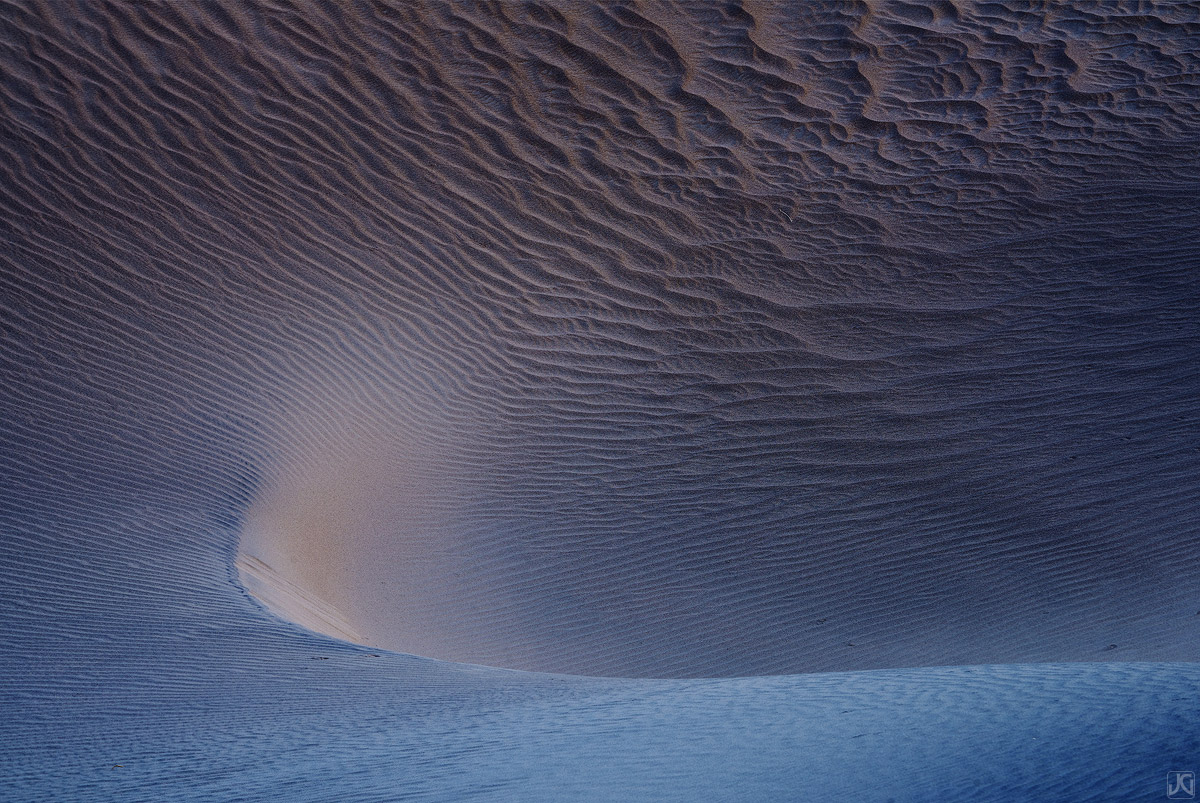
[1,1,1199,800]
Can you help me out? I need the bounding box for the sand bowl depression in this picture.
[234,237,1200,678]
[234,348,1200,679]
[184,1,1200,680]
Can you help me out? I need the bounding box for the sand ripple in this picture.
[1,1,1198,686]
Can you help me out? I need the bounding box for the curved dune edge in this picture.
[230,421,1200,678]
[236,555,364,645]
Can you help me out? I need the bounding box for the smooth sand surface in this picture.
[2,1,1199,799]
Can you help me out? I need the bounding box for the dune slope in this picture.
[1,1,1198,799]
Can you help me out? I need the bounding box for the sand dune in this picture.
[2,0,1199,799]
[236,555,363,643]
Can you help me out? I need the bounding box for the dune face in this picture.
[3,0,1200,798]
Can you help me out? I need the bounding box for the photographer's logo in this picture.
[1168,771,1195,799]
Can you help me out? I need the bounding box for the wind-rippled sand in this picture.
[2,1,1198,800]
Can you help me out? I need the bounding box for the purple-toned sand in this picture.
[1,2,1198,800]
